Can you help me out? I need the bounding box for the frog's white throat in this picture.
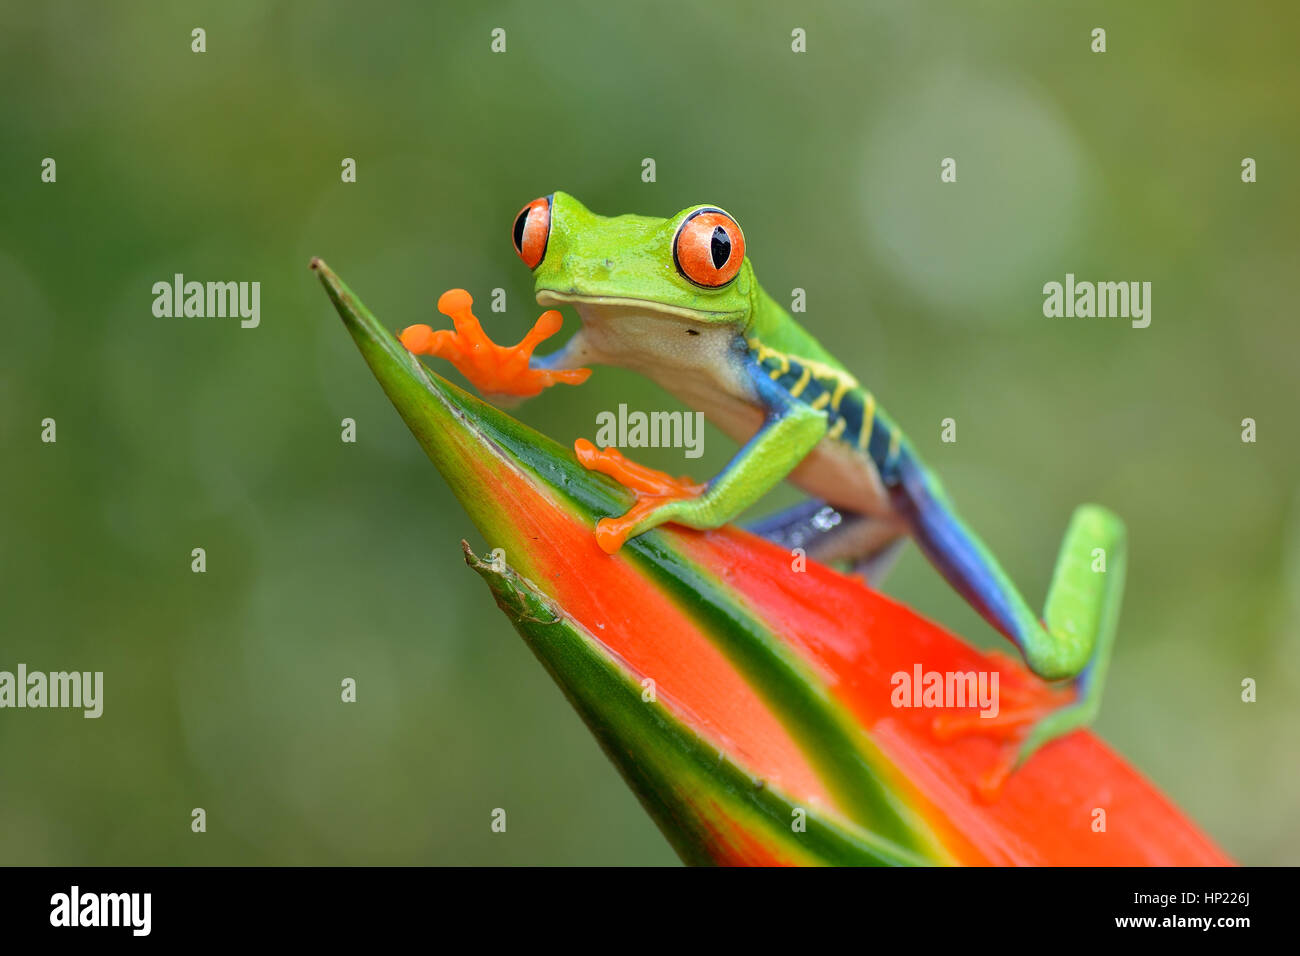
[536,293,740,378]
[537,292,762,439]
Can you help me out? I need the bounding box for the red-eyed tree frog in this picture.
[399,192,1127,784]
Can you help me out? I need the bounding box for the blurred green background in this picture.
[2,0,1297,865]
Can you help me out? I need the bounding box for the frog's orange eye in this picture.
[672,207,744,288]
[512,195,552,269]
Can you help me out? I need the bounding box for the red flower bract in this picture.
[314,258,1232,867]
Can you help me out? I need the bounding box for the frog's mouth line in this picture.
[536,290,740,325]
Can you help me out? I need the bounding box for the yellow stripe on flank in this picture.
[858,391,877,451]
[757,344,791,375]
[788,365,813,398]
[828,418,846,440]
[748,338,788,371]
[829,377,852,412]
[888,427,901,461]
[810,391,831,410]
[798,357,857,387]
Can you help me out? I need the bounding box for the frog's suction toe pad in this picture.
[594,518,626,554]
[437,289,473,315]
[535,310,563,337]
[400,324,435,352]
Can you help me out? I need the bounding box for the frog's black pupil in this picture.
[513,208,529,252]
[710,227,731,269]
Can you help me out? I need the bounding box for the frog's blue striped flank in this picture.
[746,338,906,485]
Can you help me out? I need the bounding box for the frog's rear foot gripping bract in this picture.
[748,487,1127,799]
[893,470,1128,796]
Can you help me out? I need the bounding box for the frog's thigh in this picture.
[747,499,906,576]
[746,499,903,561]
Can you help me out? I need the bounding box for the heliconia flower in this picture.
[312,259,1232,867]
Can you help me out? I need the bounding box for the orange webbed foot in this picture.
[574,439,706,554]
[400,289,591,398]
[928,650,1077,803]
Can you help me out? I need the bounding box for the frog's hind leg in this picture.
[746,500,907,587]
[890,447,1126,779]
[851,537,908,587]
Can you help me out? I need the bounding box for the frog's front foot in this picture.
[574,439,706,553]
[400,289,591,398]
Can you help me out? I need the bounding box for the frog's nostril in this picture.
[603,259,614,269]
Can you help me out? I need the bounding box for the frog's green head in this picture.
[511,191,754,330]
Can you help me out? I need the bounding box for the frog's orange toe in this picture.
[594,518,628,554]
[594,500,663,554]
[973,757,1016,804]
[400,324,437,353]
[574,437,601,468]
[574,438,705,498]
[436,288,474,316]
[530,309,564,340]
[552,367,593,387]
[931,703,1053,742]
